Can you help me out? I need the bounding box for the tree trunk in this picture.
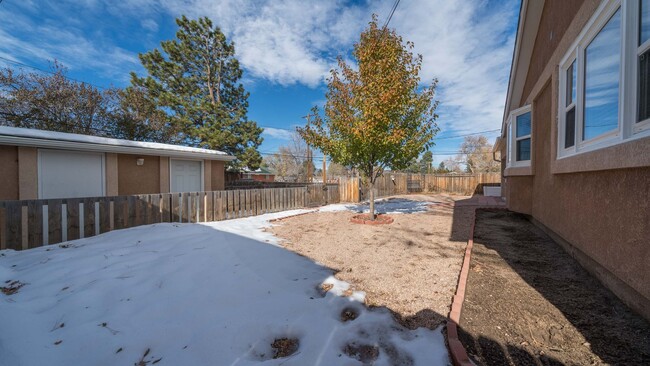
[369,180,375,221]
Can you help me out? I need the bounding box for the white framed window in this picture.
[559,0,650,159]
[506,105,532,168]
[633,0,650,132]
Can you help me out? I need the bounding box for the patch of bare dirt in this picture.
[271,337,299,359]
[344,343,380,364]
[340,307,359,322]
[270,194,474,330]
[1,280,25,295]
[459,209,650,365]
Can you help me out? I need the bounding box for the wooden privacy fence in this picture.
[304,184,340,207]
[337,173,501,202]
[0,186,337,251]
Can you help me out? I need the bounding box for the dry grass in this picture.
[269,194,475,329]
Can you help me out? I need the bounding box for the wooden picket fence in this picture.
[304,183,340,207]
[0,186,334,251]
[337,172,501,202]
[0,174,501,251]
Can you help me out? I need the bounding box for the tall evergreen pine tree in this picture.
[131,16,263,169]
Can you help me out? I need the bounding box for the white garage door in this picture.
[170,159,202,192]
[39,150,105,199]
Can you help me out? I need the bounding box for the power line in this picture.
[261,125,501,141]
[258,149,496,159]
[0,56,109,90]
[435,129,500,140]
[383,0,401,29]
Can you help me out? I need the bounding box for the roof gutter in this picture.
[0,135,236,161]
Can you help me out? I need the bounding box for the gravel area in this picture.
[269,194,474,330]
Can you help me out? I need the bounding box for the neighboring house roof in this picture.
[242,167,274,175]
[0,126,236,161]
[500,0,545,137]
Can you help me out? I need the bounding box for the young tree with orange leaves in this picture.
[298,16,439,219]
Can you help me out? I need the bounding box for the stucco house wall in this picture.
[117,154,161,196]
[0,145,19,201]
[502,0,650,319]
[211,160,226,191]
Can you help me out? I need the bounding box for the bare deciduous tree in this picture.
[264,133,313,182]
[0,61,109,135]
[0,61,175,143]
[457,135,499,173]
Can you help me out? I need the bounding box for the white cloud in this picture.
[262,127,294,141]
[157,0,369,87]
[1,0,517,135]
[154,0,516,131]
[0,5,140,83]
[388,0,517,134]
[141,19,159,32]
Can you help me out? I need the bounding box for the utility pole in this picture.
[302,113,315,183]
[322,155,327,183]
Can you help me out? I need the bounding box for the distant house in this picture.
[242,167,275,182]
[0,126,235,200]
[498,0,650,320]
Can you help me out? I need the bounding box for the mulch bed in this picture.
[459,210,650,365]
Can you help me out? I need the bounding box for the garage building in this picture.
[0,126,235,200]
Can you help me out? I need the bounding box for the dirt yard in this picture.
[459,210,650,365]
[269,194,474,330]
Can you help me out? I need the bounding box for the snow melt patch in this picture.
[0,210,450,366]
[202,208,314,245]
[319,198,431,215]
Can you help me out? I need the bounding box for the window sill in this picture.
[505,165,533,176]
[552,135,650,174]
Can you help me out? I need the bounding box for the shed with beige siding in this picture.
[0,126,235,200]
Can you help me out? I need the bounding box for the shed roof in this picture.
[0,126,236,161]
[242,167,274,175]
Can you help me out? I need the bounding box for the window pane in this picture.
[565,107,576,148]
[516,112,531,137]
[639,49,650,122]
[566,61,576,106]
[641,0,650,45]
[584,9,620,141]
[516,138,531,161]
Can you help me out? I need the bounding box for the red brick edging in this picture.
[446,209,476,366]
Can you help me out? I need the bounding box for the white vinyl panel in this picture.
[39,150,105,199]
[170,159,202,193]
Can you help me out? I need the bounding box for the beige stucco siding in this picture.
[203,160,212,191]
[211,160,225,191]
[1,147,230,200]
[0,145,19,200]
[520,0,588,106]
[159,157,170,193]
[504,0,650,318]
[18,147,38,200]
[105,153,119,196]
[117,154,161,195]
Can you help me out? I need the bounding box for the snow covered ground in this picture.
[0,207,450,365]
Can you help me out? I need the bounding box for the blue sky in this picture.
[0,0,519,166]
